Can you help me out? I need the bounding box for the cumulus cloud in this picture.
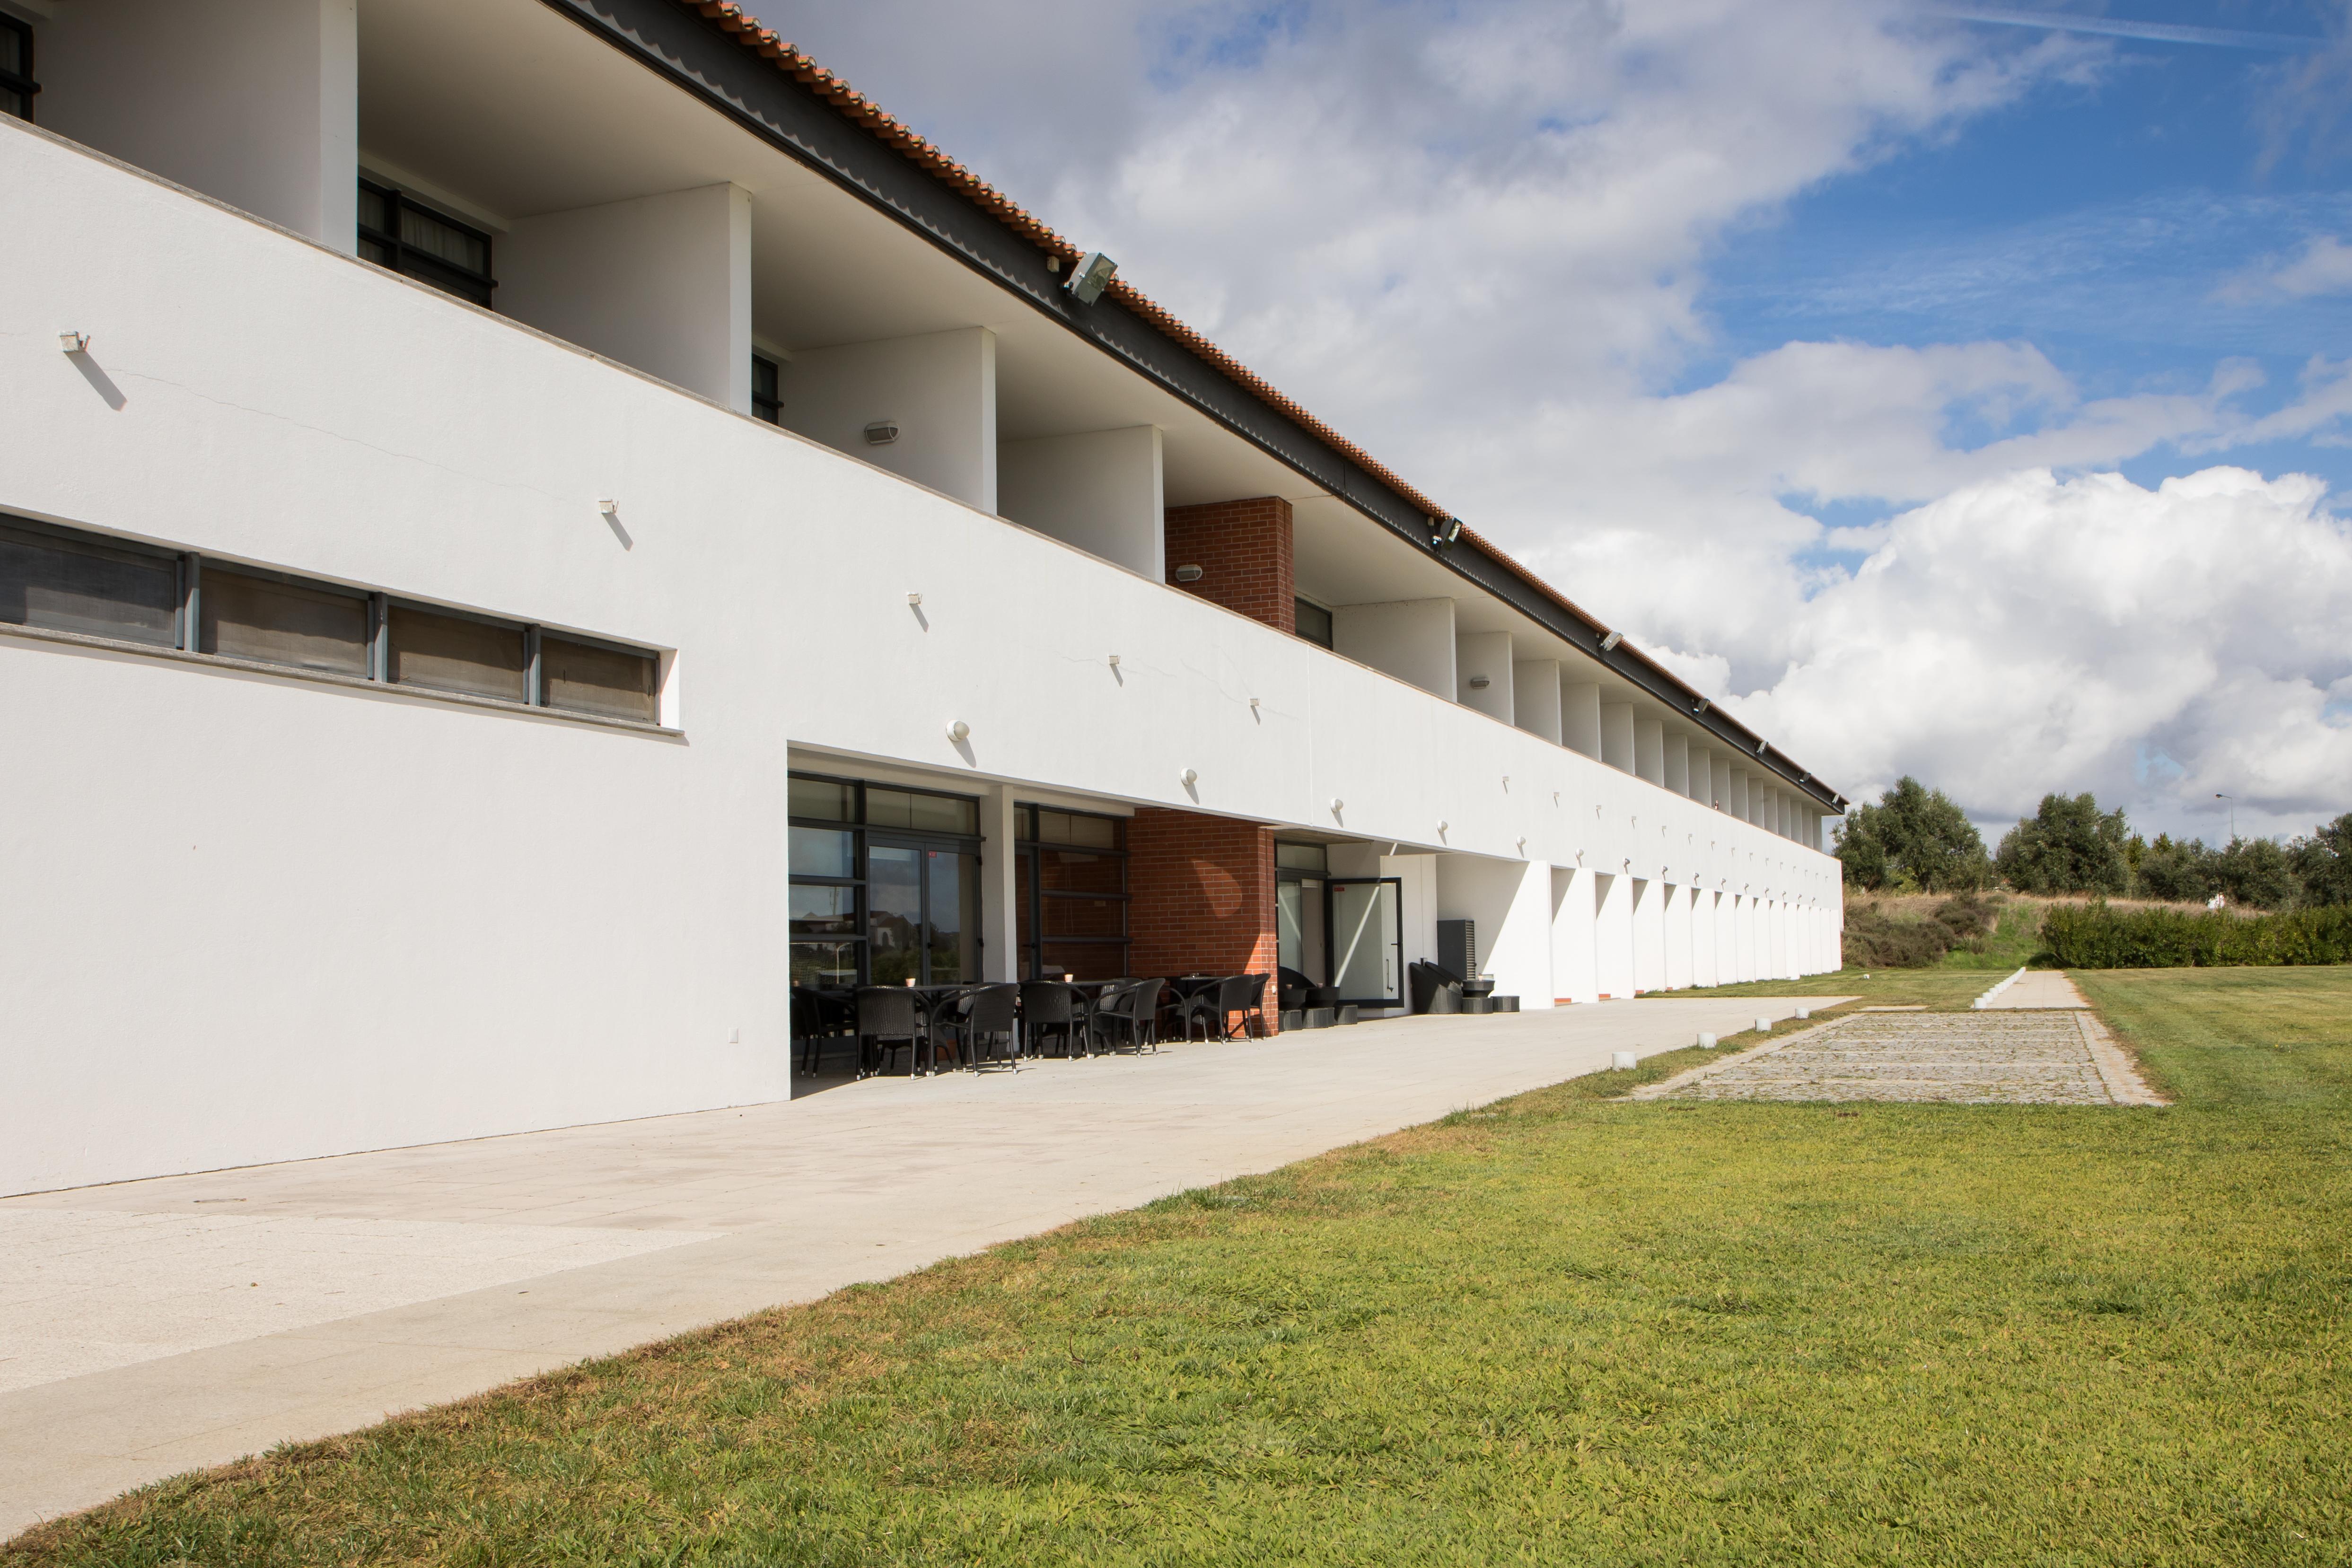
[2219,234,2352,301]
[1717,467,2352,839]
[753,0,2352,840]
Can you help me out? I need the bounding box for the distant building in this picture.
[0,0,1845,1196]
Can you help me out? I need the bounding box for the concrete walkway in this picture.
[1983,969,2092,1009]
[1,996,1838,1535]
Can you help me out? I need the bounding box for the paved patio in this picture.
[1,996,1838,1535]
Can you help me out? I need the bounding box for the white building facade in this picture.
[0,0,1847,1198]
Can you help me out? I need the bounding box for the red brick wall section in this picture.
[1164,497,1295,634]
[1127,807,1279,1032]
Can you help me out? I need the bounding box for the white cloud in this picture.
[1714,467,2352,839]
[2220,234,2352,301]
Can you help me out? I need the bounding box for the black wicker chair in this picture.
[1018,981,1087,1058]
[792,986,857,1075]
[855,986,924,1077]
[1089,979,1158,1054]
[961,984,1022,1070]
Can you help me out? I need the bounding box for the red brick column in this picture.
[1164,497,1295,633]
[1128,807,1279,1032]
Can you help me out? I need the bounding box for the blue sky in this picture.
[755,1,2352,845]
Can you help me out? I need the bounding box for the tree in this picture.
[1834,777,1990,892]
[2288,813,2352,907]
[2212,836,2299,909]
[2133,833,2216,903]
[1995,792,2131,894]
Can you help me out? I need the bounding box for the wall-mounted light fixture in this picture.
[1755,738,1768,755]
[864,419,900,446]
[59,332,89,354]
[1330,797,1344,813]
[1693,697,1710,715]
[597,497,618,518]
[1045,254,1062,274]
[1173,564,1204,583]
[1467,675,1490,690]
[907,592,923,606]
[946,719,970,743]
[1428,515,1464,550]
[1107,654,1121,668]
[1599,631,1623,651]
[1437,819,1449,834]
[1180,768,1198,788]
[1065,251,1118,304]
[1249,696,1260,710]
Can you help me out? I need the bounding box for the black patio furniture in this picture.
[957,983,1022,1070]
[1408,960,1465,1015]
[855,985,925,1077]
[1170,977,1226,1042]
[1018,980,1088,1059]
[1237,972,1273,1038]
[1089,978,1159,1054]
[1278,965,1340,1014]
[791,985,858,1075]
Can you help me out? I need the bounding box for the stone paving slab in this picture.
[1636,1009,2164,1107]
[1984,970,2092,1009]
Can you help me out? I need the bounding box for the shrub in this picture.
[2041,901,2352,967]
[1932,893,1993,943]
[1996,793,2130,894]
[1842,903,1955,968]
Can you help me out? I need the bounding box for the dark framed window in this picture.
[358,178,496,307]
[1,513,663,725]
[1015,804,1129,981]
[752,354,781,425]
[1275,841,1329,983]
[1295,597,1334,649]
[1,15,36,123]
[790,773,985,990]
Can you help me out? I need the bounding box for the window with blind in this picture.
[1015,805,1130,981]
[358,178,496,307]
[1,514,667,728]
[0,15,35,122]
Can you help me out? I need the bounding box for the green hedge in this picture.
[2041,902,2352,968]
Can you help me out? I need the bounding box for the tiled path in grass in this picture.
[1637,1008,2164,1106]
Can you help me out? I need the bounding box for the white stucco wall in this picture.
[779,326,998,514]
[997,425,1165,580]
[500,183,754,416]
[1,123,1842,1193]
[35,0,358,253]
[1455,630,1514,723]
[1513,659,1562,743]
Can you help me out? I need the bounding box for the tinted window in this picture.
[388,606,525,701]
[790,776,855,823]
[1296,598,1334,648]
[201,569,368,675]
[543,634,657,723]
[0,523,176,645]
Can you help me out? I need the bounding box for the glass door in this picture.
[868,839,980,986]
[866,844,925,986]
[1326,878,1402,1008]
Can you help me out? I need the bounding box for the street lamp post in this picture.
[2216,793,2234,842]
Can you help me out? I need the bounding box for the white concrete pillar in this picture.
[1456,631,1515,723]
[1691,888,1717,987]
[40,0,360,253]
[1736,895,1757,983]
[1631,876,1664,994]
[997,425,1165,579]
[778,326,999,513]
[1772,900,1792,980]
[1550,866,1597,1004]
[1664,883,1692,990]
[1435,853,1551,1005]
[1513,660,1563,744]
[1563,682,1603,760]
[1635,717,1665,785]
[1601,703,1636,774]
[1716,891,1739,985]
[1594,871,1634,999]
[502,183,755,415]
[1333,599,1457,701]
[980,785,1019,982]
[1665,734,1690,797]
[1729,768,1751,823]
[1712,754,1733,815]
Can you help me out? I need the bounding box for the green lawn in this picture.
[11,972,2350,1567]
[1677,897,2054,1012]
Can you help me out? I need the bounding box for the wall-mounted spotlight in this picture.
[946,719,970,743]
[906,592,923,607]
[1180,767,1199,788]
[1065,251,1118,305]
[864,419,901,446]
[1599,631,1623,651]
[1330,797,1345,814]
[1693,697,1710,715]
[1429,515,1465,550]
[1437,819,1449,834]
[59,331,90,354]
[1755,738,1768,755]
[1107,654,1121,668]
[1173,564,1205,583]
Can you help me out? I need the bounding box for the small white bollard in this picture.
[1755,1016,1773,1034]
[1794,1007,1811,1021]
[1611,1050,1638,1071]
[1696,1032,1717,1049]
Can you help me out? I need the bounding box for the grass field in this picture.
[9,971,2349,1567]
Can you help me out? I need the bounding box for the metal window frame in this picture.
[751,352,782,425]
[1013,802,1130,980]
[357,176,498,306]
[1293,596,1335,650]
[0,512,180,645]
[0,13,36,122]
